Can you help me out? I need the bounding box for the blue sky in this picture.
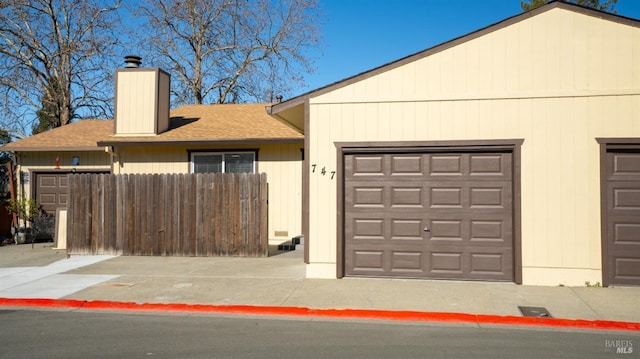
[298,0,640,94]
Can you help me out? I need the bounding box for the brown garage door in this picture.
[344,151,514,281]
[603,150,640,286]
[35,173,69,215]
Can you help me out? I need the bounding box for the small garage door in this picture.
[603,149,640,286]
[35,173,69,215]
[344,151,514,281]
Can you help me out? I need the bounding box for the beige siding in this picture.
[157,72,171,133]
[304,8,640,284]
[115,144,302,241]
[15,151,111,201]
[115,146,189,174]
[258,144,303,240]
[115,70,159,136]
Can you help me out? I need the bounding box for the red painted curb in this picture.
[1,297,638,332]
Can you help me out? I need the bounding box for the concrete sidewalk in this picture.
[1,243,640,327]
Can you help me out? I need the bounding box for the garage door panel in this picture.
[346,183,429,209]
[345,151,514,281]
[611,219,640,244]
[391,219,425,240]
[349,214,511,244]
[39,176,58,187]
[470,253,507,274]
[613,258,640,278]
[470,186,511,208]
[430,187,463,207]
[352,250,385,271]
[612,189,640,211]
[430,252,463,273]
[391,155,424,175]
[469,154,510,177]
[39,193,57,207]
[427,214,510,245]
[349,155,385,176]
[427,181,511,209]
[350,187,385,207]
[429,155,463,175]
[611,153,640,177]
[429,219,464,240]
[351,218,385,240]
[347,214,427,241]
[346,247,512,279]
[391,251,424,272]
[390,187,424,207]
[470,220,508,242]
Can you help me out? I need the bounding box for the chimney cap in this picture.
[124,55,142,68]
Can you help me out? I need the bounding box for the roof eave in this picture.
[98,138,304,147]
[3,146,106,152]
[270,96,308,114]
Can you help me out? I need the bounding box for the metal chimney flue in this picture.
[124,55,142,68]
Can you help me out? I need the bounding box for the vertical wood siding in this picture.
[115,71,158,135]
[66,173,268,257]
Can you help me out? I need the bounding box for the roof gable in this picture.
[271,0,640,113]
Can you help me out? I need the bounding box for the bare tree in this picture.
[0,0,122,138]
[521,0,617,13]
[134,0,321,105]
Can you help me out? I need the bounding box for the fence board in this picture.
[66,173,267,257]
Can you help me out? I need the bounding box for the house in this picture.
[269,1,640,286]
[3,62,304,247]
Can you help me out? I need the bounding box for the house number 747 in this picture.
[311,164,336,179]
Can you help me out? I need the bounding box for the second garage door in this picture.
[602,148,640,286]
[344,151,514,281]
[34,172,69,215]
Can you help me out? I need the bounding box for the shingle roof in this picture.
[100,103,302,146]
[2,120,113,151]
[3,103,303,151]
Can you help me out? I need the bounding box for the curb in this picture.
[1,297,639,332]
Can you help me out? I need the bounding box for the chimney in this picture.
[114,56,170,136]
[124,55,142,68]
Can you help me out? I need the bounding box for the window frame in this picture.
[188,149,258,174]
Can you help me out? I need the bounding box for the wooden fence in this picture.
[66,173,268,257]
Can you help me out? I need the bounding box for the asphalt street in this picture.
[0,309,637,359]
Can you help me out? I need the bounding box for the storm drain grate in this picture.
[518,306,552,318]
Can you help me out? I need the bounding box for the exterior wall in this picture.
[115,69,170,136]
[157,73,171,133]
[304,8,640,285]
[114,143,303,242]
[14,151,111,201]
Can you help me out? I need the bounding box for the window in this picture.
[191,151,255,173]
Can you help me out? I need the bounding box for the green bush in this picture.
[6,197,38,225]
